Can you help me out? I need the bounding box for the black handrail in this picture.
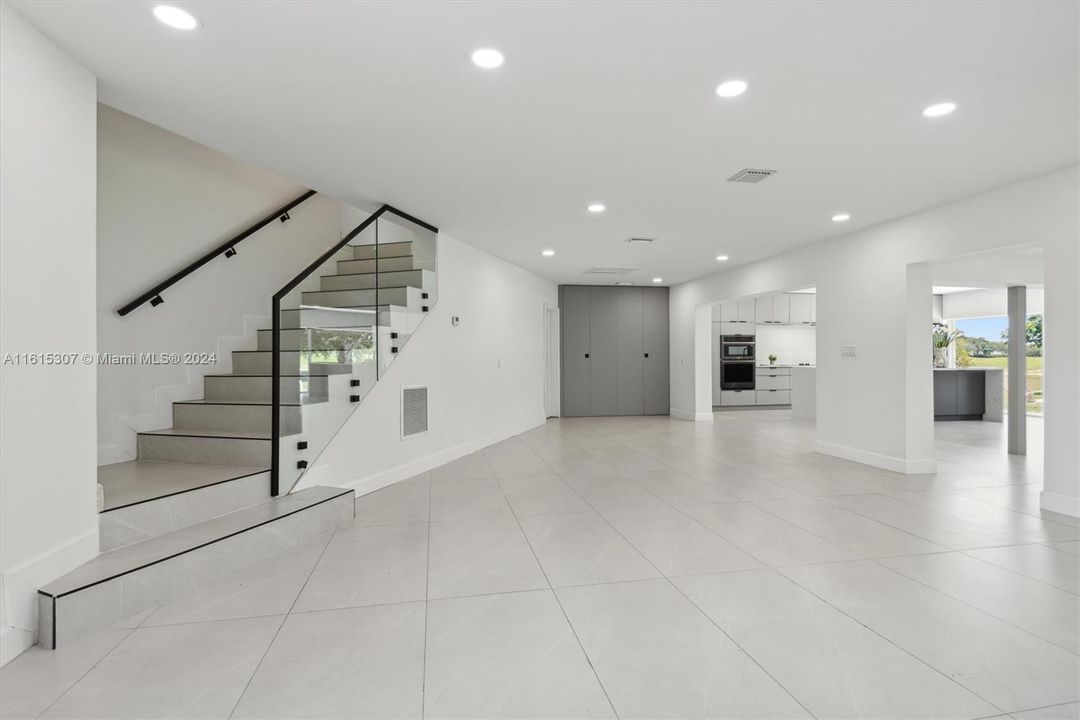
[116,190,318,316]
[270,205,437,495]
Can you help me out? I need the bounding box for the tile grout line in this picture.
[31,625,138,720]
[226,530,336,719]
[420,473,432,720]
[483,451,622,720]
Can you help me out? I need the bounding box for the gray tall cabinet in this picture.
[559,285,669,417]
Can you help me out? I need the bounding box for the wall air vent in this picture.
[401,385,428,439]
[726,168,777,183]
[584,266,636,276]
[625,237,656,245]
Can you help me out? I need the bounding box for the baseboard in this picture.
[334,416,548,497]
[815,440,937,475]
[1040,490,1080,519]
[671,408,714,422]
[0,526,98,664]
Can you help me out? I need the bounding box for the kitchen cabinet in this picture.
[933,369,986,419]
[719,300,737,322]
[737,299,756,323]
[560,285,670,417]
[757,389,791,405]
[789,294,814,324]
[720,390,756,406]
[755,293,790,324]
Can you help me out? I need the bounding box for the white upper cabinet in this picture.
[719,300,739,322]
[755,295,773,324]
[737,299,756,323]
[755,293,790,324]
[810,294,817,323]
[789,293,813,324]
[771,293,789,324]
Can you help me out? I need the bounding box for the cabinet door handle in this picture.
[644,353,649,358]
[585,353,590,359]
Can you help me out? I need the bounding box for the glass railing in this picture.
[271,207,438,494]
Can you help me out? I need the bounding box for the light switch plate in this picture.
[840,344,857,357]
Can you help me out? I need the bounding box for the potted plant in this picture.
[932,323,963,368]
[768,354,777,366]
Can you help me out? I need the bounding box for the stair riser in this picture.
[337,256,414,274]
[40,492,354,648]
[100,472,270,552]
[173,404,301,435]
[353,242,412,260]
[300,287,412,308]
[203,375,328,404]
[231,351,352,375]
[280,307,384,330]
[138,434,271,466]
[256,329,373,352]
[319,269,429,292]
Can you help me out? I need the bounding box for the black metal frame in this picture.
[116,190,318,316]
[270,205,437,495]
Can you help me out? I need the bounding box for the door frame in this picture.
[543,302,561,418]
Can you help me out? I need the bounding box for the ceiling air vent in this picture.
[401,385,428,439]
[625,237,656,245]
[584,266,635,276]
[726,168,777,183]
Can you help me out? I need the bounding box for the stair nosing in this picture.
[319,269,424,279]
[203,373,330,378]
[40,487,353,599]
[173,400,303,407]
[101,467,269,514]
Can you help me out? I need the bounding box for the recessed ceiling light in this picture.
[715,80,748,98]
[152,5,199,30]
[471,48,504,69]
[922,102,957,118]
[715,255,729,262]
[652,277,663,283]
[541,249,555,257]
[587,203,606,214]
[832,213,851,223]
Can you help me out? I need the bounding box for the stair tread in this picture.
[41,486,351,598]
[203,373,330,378]
[98,461,266,512]
[139,428,272,440]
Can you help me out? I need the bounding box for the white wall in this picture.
[304,233,557,494]
[0,2,98,663]
[670,167,1079,516]
[97,106,346,463]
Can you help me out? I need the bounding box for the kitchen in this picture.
[711,289,817,418]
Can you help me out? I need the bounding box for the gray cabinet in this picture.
[934,370,986,419]
[559,285,669,417]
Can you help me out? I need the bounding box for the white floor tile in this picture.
[966,544,1080,594]
[556,579,811,719]
[354,475,430,526]
[427,517,547,599]
[424,590,614,719]
[782,560,1080,712]
[517,512,659,587]
[673,569,997,719]
[292,524,427,612]
[41,616,281,719]
[497,476,593,516]
[232,603,425,719]
[877,552,1080,653]
[429,477,512,521]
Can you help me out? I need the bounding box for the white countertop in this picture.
[756,364,815,368]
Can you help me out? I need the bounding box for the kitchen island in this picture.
[933,368,1004,421]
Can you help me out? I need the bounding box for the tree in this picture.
[1026,314,1043,348]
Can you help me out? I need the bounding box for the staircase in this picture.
[40,202,438,648]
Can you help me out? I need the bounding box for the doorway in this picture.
[543,303,560,418]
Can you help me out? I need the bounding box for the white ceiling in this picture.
[14,1,1078,286]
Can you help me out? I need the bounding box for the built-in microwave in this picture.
[721,335,755,361]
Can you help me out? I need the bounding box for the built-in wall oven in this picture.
[720,335,755,361]
[720,361,755,390]
[720,335,756,390]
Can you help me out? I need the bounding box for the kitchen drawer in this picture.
[755,366,790,376]
[720,390,757,406]
[756,374,791,390]
[756,389,791,405]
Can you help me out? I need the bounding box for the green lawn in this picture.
[967,356,1043,414]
